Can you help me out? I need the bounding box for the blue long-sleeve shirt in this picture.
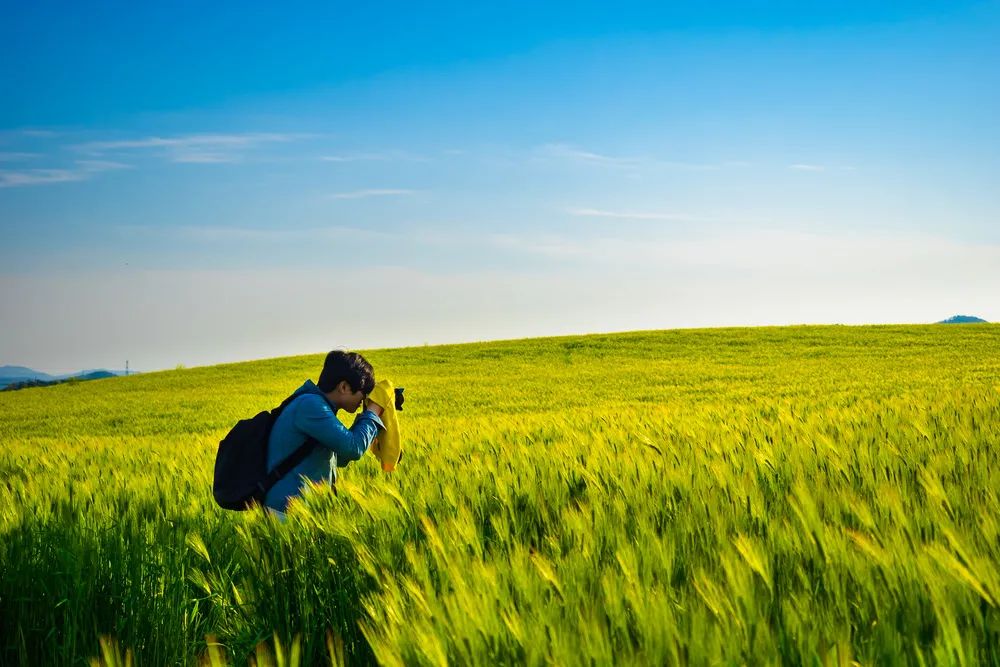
[265,379,384,513]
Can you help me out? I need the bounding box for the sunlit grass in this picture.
[2,324,999,664]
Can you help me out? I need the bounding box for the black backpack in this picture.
[213,391,320,510]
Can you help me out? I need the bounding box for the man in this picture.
[264,350,385,518]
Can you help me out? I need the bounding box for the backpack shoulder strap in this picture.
[255,389,321,496]
[270,391,304,419]
[259,436,320,495]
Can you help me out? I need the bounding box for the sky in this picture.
[1,1,998,374]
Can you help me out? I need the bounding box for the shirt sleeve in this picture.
[293,394,384,465]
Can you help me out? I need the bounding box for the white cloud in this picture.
[19,129,60,137]
[535,143,640,167]
[567,207,703,222]
[76,160,132,171]
[72,133,302,153]
[319,150,428,163]
[69,132,311,164]
[0,152,40,162]
[0,128,61,139]
[329,188,417,200]
[789,164,826,171]
[0,169,87,188]
[487,233,593,258]
[320,154,384,162]
[170,152,242,164]
[535,143,725,171]
[116,224,393,243]
[0,160,132,188]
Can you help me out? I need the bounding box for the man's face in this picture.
[342,381,365,412]
[346,388,365,413]
[329,380,365,412]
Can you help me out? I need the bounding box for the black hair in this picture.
[318,350,376,394]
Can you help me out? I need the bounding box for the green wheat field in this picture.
[2,324,999,666]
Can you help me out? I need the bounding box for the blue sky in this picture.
[2,1,999,373]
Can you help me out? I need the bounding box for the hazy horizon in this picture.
[3,318,994,377]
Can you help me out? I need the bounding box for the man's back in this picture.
[264,379,383,513]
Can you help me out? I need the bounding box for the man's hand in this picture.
[365,399,384,417]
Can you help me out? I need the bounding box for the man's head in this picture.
[318,350,375,412]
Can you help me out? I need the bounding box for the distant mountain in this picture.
[0,366,132,390]
[55,369,128,380]
[0,365,57,382]
[73,371,118,381]
[937,315,988,324]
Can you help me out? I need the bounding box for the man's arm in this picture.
[293,395,384,464]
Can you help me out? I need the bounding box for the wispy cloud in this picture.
[329,188,418,200]
[74,133,301,152]
[7,128,61,138]
[70,132,309,164]
[21,128,59,137]
[76,160,132,171]
[0,169,88,188]
[117,224,393,243]
[0,152,40,162]
[536,143,640,168]
[171,151,241,164]
[789,164,826,171]
[0,160,131,188]
[319,150,429,163]
[536,143,726,172]
[487,233,594,258]
[320,154,385,163]
[654,160,722,171]
[567,207,703,222]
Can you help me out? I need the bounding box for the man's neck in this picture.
[321,391,341,412]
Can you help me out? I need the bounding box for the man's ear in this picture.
[337,380,353,394]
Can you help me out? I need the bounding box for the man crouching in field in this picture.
[265,350,385,519]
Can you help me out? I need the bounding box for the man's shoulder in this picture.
[288,391,334,415]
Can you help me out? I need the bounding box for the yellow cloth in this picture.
[366,379,401,472]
